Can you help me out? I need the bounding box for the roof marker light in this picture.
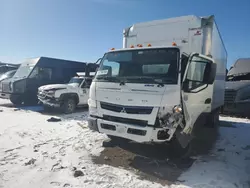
[110,48,115,50]
[172,42,177,46]
[148,44,152,47]
[130,45,134,48]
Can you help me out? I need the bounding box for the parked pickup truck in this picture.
[38,74,94,114]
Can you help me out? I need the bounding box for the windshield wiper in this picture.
[123,76,164,85]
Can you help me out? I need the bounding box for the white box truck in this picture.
[87,15,227,156]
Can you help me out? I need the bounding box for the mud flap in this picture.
[175,130,193,148]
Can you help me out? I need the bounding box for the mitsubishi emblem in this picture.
[120,107,127,113]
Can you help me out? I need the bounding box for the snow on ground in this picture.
[0,98,250,188]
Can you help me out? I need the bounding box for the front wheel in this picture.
[204,109,220,128]
[61,98,76,114]
[10,95,23,105]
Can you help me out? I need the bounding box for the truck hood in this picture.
[39,84,68,91]
[95,82,179,107]
[2,77,23,84]
[225,81,250,90]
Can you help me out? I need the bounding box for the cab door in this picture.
[79,78,92,105]
[181,53,216,137]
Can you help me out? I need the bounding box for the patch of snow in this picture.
[0,98,250,188]
[220,115,250,127]
[178,126,250,188]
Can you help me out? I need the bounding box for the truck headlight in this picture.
[157,105,183,128]
[9,82,13,90]
[88,98,97,108]
[173,105,182,113]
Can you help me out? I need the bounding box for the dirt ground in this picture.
[92,125,219,186]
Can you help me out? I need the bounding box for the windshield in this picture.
[69,78,84,85]
[95,48,179,84]
[13,58,39,78]
[14,65,35,78]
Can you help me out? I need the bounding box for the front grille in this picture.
[38,91,54,100]
[100,102,153,114]
[2,82,11,92]
[224,89,237,103]
[103,115,148,127]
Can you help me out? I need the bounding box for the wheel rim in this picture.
[67,100,74,112]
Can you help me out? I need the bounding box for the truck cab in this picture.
[88,45,217,150]
[38,75,93,114]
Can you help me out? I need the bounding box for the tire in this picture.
[61,98,76,114]
[10,95,23,105]
[205,109,220,128]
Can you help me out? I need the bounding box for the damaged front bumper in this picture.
[38,95,61,108]
[0,92,11,99]
[88,116,176,143]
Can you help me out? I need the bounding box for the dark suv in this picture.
[223,58,250,116]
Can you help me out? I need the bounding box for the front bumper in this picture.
[87,116,175,143]
[223,101,250,115]
[0,92,11,99]
[38,96,61,108]
[88,117,99,132]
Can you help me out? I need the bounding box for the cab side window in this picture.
[81,79,92,88]
[181,54,188,81]
[185,55,211,91]
[30,67,52,80]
